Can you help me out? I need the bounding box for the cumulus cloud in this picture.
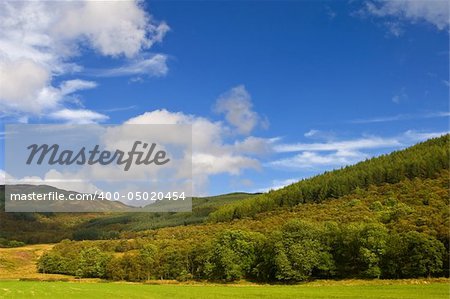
[361,0,449,33]
[0,0,168,120]
[125,109,263,173]
[54,1,169,58]
[124,109,273,194]
[0,58,51,113]
[214,85,267,135]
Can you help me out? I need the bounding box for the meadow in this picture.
[0,279,448,299]
[1,245,448,299]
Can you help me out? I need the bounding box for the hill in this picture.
[0,188,256,243]
[2,184,132,212]
[208,134,449,222]
[34,135,450,282]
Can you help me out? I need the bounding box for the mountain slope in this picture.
[38,169,450,281]
[208,134,449,222]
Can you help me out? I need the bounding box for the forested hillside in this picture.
[36,135,450,282]
[209,135,449,222]
[37,170,449,282]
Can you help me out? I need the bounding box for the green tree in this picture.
[205,230,263,281]
[273,220,334,282]
[382,231,445,278]
[76,247,111,278]
[138,244,157,281]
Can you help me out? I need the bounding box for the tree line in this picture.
[38,219,447,282]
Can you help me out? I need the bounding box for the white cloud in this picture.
[0,59,51,113]
[0,58,98,114]
[303,129,337,140]
[402,129,448,141]
[124,109,272,194]
[214,85,267,135]
[1,169,101,194]
[270,150,368,169]
[256,178,300,193]
[102,105,137,113]
[269,130,448,170]
[0,169,8,185]
[274,136,402,153]
[349,111,450,124]
[363,0,449,32]
[59,80,97,95]
[49,108,109,124]
[0,0,168,120]
[54,1,169,58]
[304,129,320,137]
[92,54,168,77]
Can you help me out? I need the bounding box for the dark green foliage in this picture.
[329,222,388,278]
[0,238,25,248]
[204,230,264,281]
[272,220,335,281]
[382,231,446,278]
[139,244,158,281]
[76,247,111,278]
[37,253,67,274]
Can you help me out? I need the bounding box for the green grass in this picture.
[0,281,448,299]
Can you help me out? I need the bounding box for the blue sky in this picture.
[0,1,449,195]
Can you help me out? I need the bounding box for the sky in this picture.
[0,0,449,195]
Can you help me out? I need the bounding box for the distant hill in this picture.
[2,184,132,213]
[0,186,256,243]
[78,192,257,233]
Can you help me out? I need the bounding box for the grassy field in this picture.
[0,280,448,299]
[0,245,449,298]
